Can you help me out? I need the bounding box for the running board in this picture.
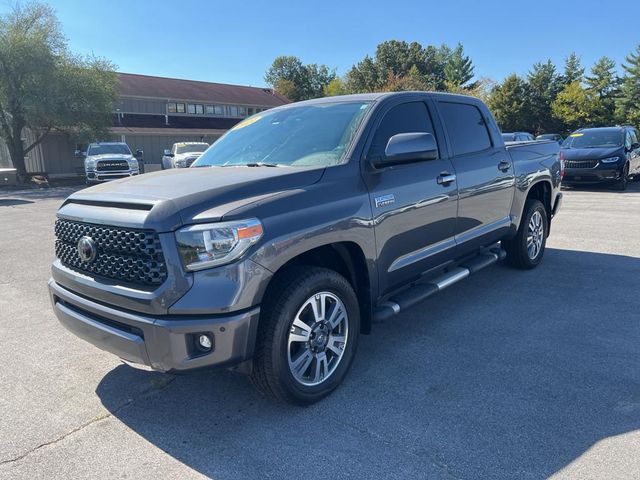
[373,246,507,322]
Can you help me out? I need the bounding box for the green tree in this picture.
[526,60,563,134]
[323,77,348,97]
[265,56,335,101]
[0,2,117,179]
[443,43,476,92]
[585,56,619,125]
[552,81,597,131]
[487,74,530,132]
[617,44,640,126]
[345,55,381,93]
[563,52,584,84]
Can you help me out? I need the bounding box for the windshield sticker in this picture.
[231,116,262,131]
[569,133,584,137]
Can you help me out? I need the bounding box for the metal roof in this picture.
[117,73,290,107]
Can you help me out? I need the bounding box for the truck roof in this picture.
[286,91,483,106]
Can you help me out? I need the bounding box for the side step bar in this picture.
[373,246,507,322]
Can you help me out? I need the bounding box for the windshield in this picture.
[502,133,516,142]
[176,144,209,154]
[537,134,556,140]
[192,102,371,168]
[87,144,131,156]
[562,131,623,149]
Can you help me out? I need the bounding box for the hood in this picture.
[61,166,325,232]
[87,153,133,160]
[174,152,203,160]
[561,146,623,161]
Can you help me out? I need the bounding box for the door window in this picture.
[438,102,492,156]
[369,102,436,159]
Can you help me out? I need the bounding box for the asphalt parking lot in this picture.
[0,182,639,479]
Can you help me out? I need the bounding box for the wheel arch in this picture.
[260,241,374,334]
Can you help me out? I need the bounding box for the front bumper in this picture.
[49,278,260,372]
[563,166,622,184]
[86,170,139,182]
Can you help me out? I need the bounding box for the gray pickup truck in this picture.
[49,92,562,404]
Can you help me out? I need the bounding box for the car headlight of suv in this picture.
[175,219,263,271]
[174,158,187,168]
[127,158,139,170]
[601,156,620,164]
[84,158,96,170]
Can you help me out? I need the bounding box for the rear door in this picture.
[363,99,458,295]
[435,100,515,256]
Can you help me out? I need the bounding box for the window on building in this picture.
[238,106,247,117]
[167,102,177,113]
[187,104,196,114]
[437,102,492,156]
[195,104,204,114]
[176,103,185,113]
[229,106,239,117]
[205,105,214,115]
[214,105,224,115]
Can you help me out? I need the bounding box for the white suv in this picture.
[162,142,209,169]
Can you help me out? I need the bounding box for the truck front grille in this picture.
[96,160,129,171]
[54,219,167,286]
[565,159,599,169]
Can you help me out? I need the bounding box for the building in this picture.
[0,73,289,176]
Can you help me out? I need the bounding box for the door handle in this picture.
[437,173,456,185]
[498,160,511,172]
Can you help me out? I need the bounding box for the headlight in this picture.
[85,158,96,170]
[175,219,263,271]
[128,159,139,170]
[601,156,620,164]
[175,159,187,168]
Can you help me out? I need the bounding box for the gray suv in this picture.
[50,93,562,404]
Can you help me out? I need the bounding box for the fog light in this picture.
[198,334,212,350]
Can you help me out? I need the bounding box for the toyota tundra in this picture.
[49,92,563,404]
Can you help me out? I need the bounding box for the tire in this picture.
[502,199,548,269]
[614,164,629,191]
[250,266,360,405]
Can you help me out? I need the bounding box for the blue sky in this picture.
[23,0,640,86]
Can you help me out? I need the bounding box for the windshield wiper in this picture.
[245,162,280,167]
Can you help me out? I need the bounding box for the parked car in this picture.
[77,142,142,185]
[50,93,562,404]
[561,126,640,190]
[536,133,564,144]
[502,132,535,142]
[162,142,209,169]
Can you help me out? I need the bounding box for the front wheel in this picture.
[614,164,629,191]
[502,199,548,269]
[250,266,360,405]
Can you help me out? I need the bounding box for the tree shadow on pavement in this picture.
[96,247,640,480]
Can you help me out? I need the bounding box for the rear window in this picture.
[439,102,492,156]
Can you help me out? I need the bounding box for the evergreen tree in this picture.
[487,74,529,132]
[443,43,476,92]
[617,44,640,125]
[585,56,619,125]
[563,53,584,84]
[526,60,563,134]
[552,81,597,131]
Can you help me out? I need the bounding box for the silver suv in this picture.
[79,142,141,185]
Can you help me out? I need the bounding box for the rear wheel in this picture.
[502,199,548,269]
[250,266,360,405]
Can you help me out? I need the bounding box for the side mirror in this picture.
[135,149,143,159]
[163,149,173,157]
[74,150,86,159]
[372,132,438,168]
[632,142,640,151]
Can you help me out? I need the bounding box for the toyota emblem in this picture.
[77,236,97,263]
